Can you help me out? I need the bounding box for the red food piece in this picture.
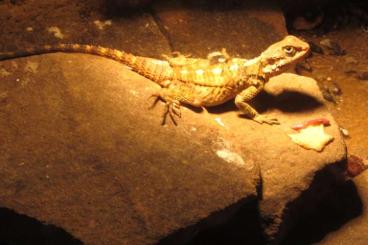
[291,118,330,131]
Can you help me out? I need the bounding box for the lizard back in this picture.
[172,59,247,87]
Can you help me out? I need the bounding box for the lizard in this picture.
[0,35,310,125]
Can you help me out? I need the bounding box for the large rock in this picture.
[0,57,347,244]
[0,54,259,244]
[259,73,347,243]
[0,0,349,244]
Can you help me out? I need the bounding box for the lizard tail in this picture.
[0,44,173,86]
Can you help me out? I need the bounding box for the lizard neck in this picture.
[236,57,267,88]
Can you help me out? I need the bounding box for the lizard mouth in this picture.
[262,58,287,75]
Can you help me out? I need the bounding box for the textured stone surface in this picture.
[0,54,259,244]
[0,0,352,244]
[0,0,171,57]
[259,73,347,243]
[152,0,287,58]
[292,21,368,245]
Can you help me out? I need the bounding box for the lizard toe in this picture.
[253,115,280,125]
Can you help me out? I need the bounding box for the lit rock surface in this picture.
[258,73,347,243]
[0,54,260,244]
[0,0,350,244]
[0,58,347,244]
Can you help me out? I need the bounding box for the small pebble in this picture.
[295,61,312,74]
[308,41,324,54]
[339,127,349,137]
[321,90,336,103]
[344,56,358,65]
[344,68,358,75]
[320,38,346,56]
[329,82,342,95]
[347,155,368,178]
[355,71,368,80]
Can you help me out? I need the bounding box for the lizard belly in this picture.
[167,82,236,107]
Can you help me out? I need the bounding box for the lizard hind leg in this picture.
[163,99,181,125]
[149,89,182,125]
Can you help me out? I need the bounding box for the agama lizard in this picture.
[0,35,310,125]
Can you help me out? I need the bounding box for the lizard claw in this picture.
[162,100,181,125]
[148,93,161,109]
[253,115,280,125]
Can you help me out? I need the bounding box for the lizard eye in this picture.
[283,46,296,56]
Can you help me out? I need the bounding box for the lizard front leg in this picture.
[235,82,279,125]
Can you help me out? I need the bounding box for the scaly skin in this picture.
[0,36,310,125]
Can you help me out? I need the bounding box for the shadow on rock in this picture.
[206,89,323,117]
[0,208,82,245]
[256,90,323,114]
[279,163,363,245]
[159,198,267,245]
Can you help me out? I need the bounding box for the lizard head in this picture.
[260,35,310,77]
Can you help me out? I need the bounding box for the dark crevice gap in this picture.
[149,7,175,52]
[159,198,267,245]
[0,207,83,245]
[279,161,363,245]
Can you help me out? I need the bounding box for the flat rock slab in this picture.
[0,56,346,244]
[0,54,259,244]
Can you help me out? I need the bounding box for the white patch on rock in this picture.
[0,68,11,77]
[25,61,39,73]
[214,117,225,127]
[213,138,254,170]
[26,27,33,32]
[47,26,65,39]
[94,20,112,30]
[216,149,245,167]
[129,89,139,97]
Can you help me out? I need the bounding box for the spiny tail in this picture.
[0,44,173,86]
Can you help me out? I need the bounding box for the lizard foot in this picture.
[163,100,181,125]
[148,93,161,109]
[253,115,279,125]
